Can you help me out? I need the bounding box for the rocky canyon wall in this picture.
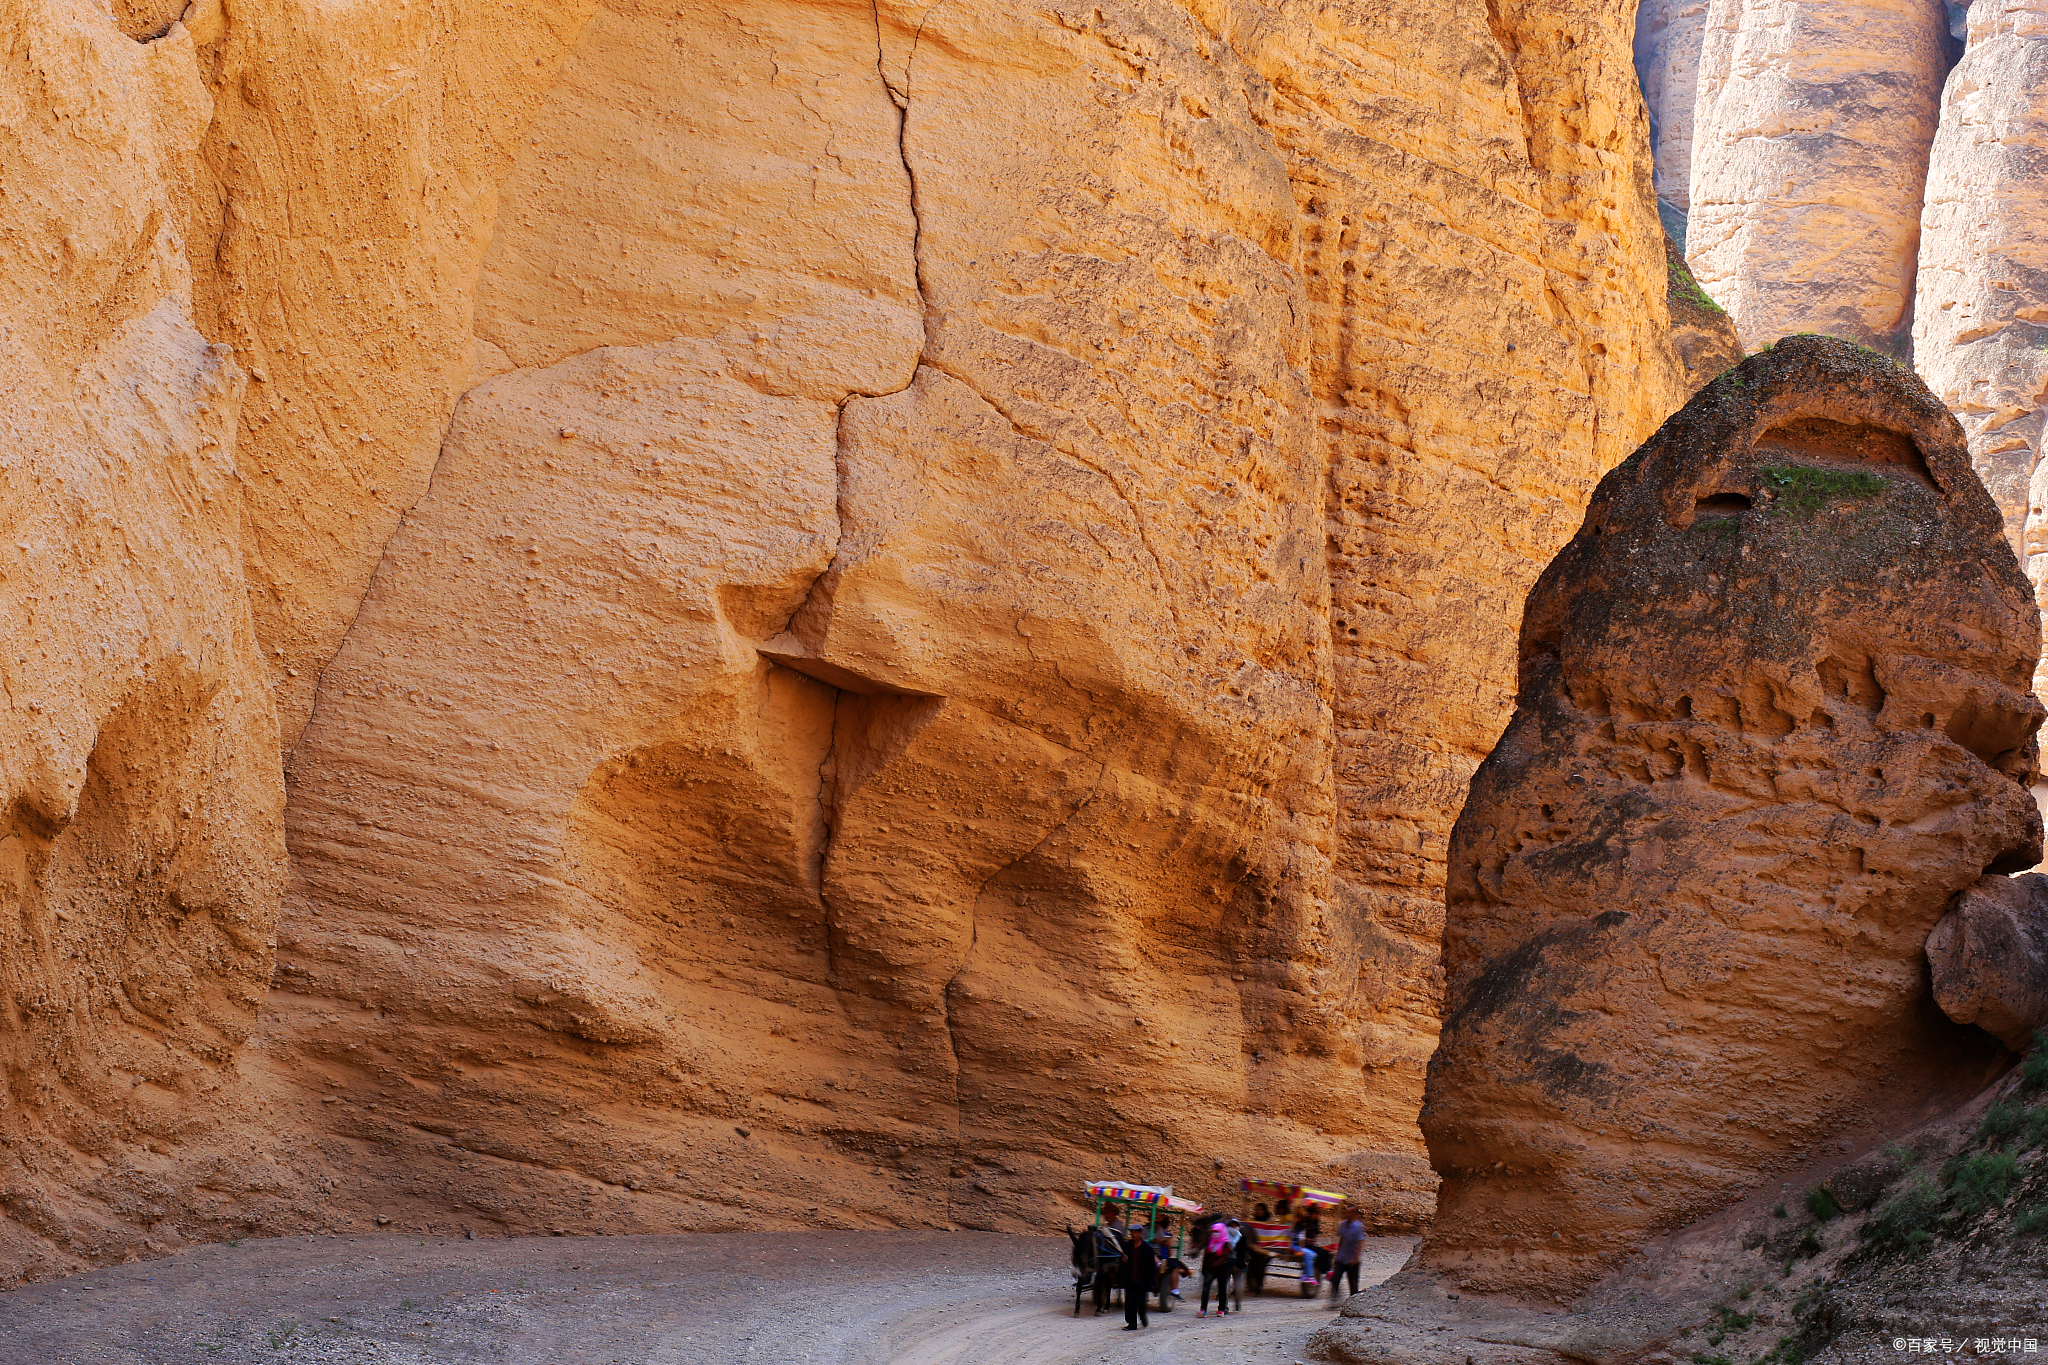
[0,0,286,1274]
[1913,0,2048,638]
[1650,0,2048,666]
[1684,0,1950,355]
[3,0,1691,1278]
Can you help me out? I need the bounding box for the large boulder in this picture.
[1419,334,2044,1299]
[1928,872,2048,1051]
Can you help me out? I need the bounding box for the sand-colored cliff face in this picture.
[184,0,596,745]
[0,0,284,1276]
[1913,0,2048,604]
[1687,0,1949,353]
[4,0,1688,1277]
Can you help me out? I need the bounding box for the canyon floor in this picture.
[0,1230,1415,1364]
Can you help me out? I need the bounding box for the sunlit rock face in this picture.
[1913,0,2048,655]
[0,0,1697,1279]
[1421,336,2040,1299]
[1688,0,1950,354]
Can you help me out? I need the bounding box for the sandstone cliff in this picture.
[1634,0,1709,218]
[0,0,285,1274]
[1,0,1691,1278]
[1913,0,2048,607]
[1687,0,1950,354]
[1422,336,2040,1299]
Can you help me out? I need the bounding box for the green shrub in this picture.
[1804,1184,1842,1222]
[2026,1104,2048,1149]
[1863,1177,1940,1254]
[2023,1032,2048,1094]
[1668,260,1726,315]
[1978,1099,2025,1146]
[1772,1203,1787,1218]
[1762,465,1887,517]
[1949,1151,2021,1217]
[1712,1304,1756,1332]
[1795,1228,1823,1259]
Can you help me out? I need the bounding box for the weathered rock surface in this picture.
[1313,1067,2035,1363]
[1,0,1696,1279]
[1420,335,2043,1300]
[1635,0,1711,217]
[265,0,1685,1241]
[1688,0,1950,353]
[1928,872,2048,1050]
[0,0,286,1277]
[1664,231,1746,388]
[1912,0,2048,603]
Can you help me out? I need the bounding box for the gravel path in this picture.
[0,1232,1416,1365]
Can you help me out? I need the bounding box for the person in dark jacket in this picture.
[1120,1228,1158,1329]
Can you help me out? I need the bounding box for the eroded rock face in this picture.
[256,0,1689,1242]
[1635,0,1710,217]
[1,0,1696,1276]
[1421,335,2043,1299]
[1912,0,2048,624]
[1688,0,1950,353]
[1928,873,2048,1050]
[0,0,285,1278]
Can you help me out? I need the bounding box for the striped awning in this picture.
[1239,1178,1345,1208]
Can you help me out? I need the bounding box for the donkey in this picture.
[1064,1224,1125,1315]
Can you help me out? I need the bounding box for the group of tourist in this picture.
[1093,1205,1368,1331]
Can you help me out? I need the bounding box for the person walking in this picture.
[1330,1208,1367,1299]
[1223,1217,1248,1312]
[1120,1228,1158,1329]
[1197,1218,1233,1317]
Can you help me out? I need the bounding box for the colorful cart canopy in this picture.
[1083,1181,1204,1215]
[1239,1178,1344,1209]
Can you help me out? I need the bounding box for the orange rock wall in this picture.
[1,0,1687,1277]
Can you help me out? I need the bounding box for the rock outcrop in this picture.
[1912,0,2048,598]
[1688,0,1950,354]
[2,0,1697,1279]
[1634,0,1710,218]
[1928,873,2048,1050]
[1664,231,1746,388]
[1420,335,2043,1299]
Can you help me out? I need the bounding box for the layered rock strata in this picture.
[1688,0,1950,353]
[4,0,1694,1277]
[1912,0,2048,603]
[0,0,286,1276]
[1421,335,2044,1299]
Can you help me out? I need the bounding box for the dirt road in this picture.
[0,1231,1414,1364]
